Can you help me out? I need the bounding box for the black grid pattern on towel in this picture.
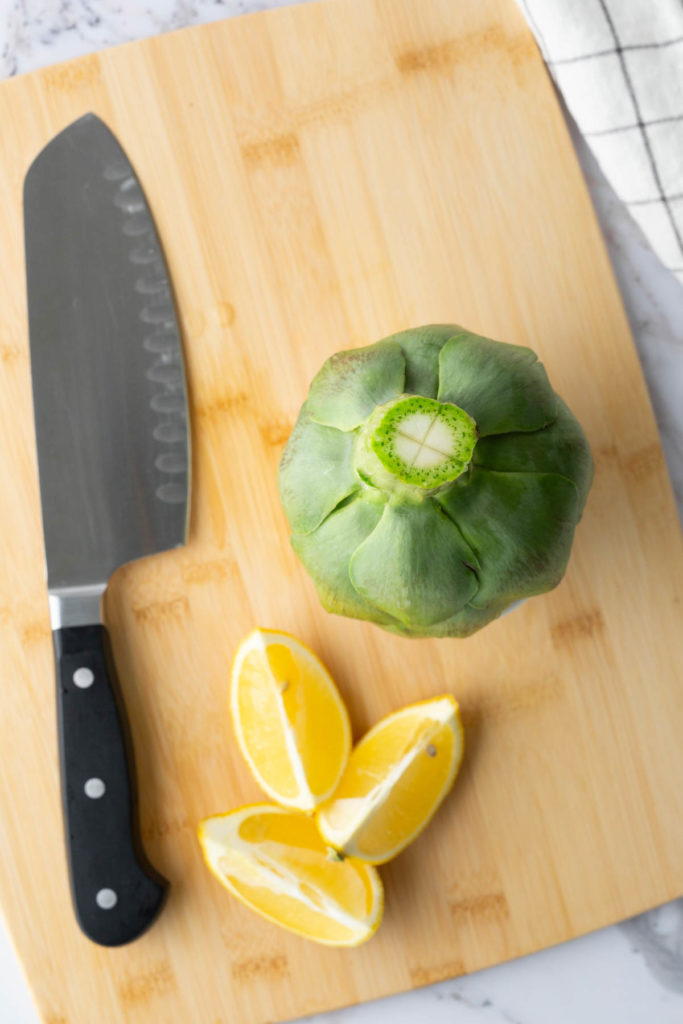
[517,0,683,273]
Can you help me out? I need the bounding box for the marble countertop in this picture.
[1,1,681,1022]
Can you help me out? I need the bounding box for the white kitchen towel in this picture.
[516,0,683,285]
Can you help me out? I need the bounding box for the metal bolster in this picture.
[48,584,106,629]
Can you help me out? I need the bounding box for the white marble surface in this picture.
[0,2,681,1022]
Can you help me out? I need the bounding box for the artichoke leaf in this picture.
[291,497,399,625]
[438,468,581,608]
[278,410,361,535]
[307,341,405,431]
[385,600,509,639]
[473,397,594,511]
[385,324,465,397]
[438,332,557,436]
[349,500,479,627]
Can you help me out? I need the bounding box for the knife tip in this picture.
[24,112,114,197]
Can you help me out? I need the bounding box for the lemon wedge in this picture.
[230,628,351,812]
[317,695,463,864]
[198,804,383,946]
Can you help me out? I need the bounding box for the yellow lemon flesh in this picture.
[317,695,463,864]
[231,629,351,812]
[198,805,383,946]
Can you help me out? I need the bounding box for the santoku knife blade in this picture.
[24,113,190,946]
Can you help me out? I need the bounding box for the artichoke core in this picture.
[355,395,477,496]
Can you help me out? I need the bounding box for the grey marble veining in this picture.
[0,2,681,1023]
[0,0,317,78]
[623,903,683,996]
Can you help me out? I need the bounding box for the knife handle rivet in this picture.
[72,667,95,689]
[95,888,118,910]
[84,778,106,799]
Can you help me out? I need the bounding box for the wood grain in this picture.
[0,0,681,1021]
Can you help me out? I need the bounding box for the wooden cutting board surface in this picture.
[0,0,681,1020]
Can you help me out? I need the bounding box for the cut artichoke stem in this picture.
[354,395,477,496]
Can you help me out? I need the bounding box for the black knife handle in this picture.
[53,624,167,946]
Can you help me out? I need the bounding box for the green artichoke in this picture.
[278,325,593,638]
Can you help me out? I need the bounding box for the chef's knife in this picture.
[24,113,189,946]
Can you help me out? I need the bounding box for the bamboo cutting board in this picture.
[0,0,681,1020]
